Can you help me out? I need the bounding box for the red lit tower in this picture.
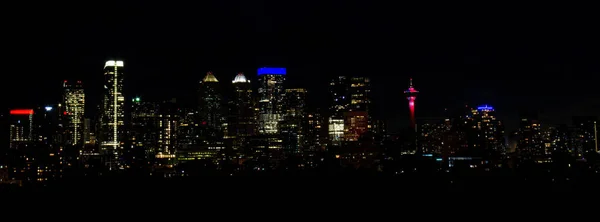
[404,78,419,131]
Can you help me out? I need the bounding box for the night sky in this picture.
[2,1,600,133]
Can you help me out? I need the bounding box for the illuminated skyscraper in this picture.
[345,77,371,141]
[472,105,505,155]
[404,78,418,131]
[63,80,85,145]
[328,76,348,145]
[100,60,125,170]
[257,67,286,135]
[198,71,223,138]
[229,73,256,150]
[281,88,307,154]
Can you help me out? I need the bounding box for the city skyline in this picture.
[4,2,600,134]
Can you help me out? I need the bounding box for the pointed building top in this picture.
[232,72,250,83]
[409,78,413,87]
[202,71,219,83]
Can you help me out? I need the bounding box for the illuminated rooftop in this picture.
[477,105,494,111]
[257,67,286,76]
[232,73,249,83]
[202,72,219,82]
[104,60,124,68]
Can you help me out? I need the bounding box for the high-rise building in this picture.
[471,105,505,155]
[572,116,598,155]
[198,72,223,139]
[229,73,256,151]
[130,97,161,169]
[305,109,325,153]
[348,77,371,112]
[9,109,34,148]
[328,76,349,145]
[63,80,85,145]
[344,111,369,142]
[257,67,286,135]
[100,60,126,170]
[280,88,307,154]
[517,114,543,160]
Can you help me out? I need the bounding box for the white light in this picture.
[104,60,124,68]
[105,60,115,68]
[44,106,52,111]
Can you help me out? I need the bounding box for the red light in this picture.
[63,111,68,115]
[64,80,68,83]
[10,109,34,115]
[202,121,207,125]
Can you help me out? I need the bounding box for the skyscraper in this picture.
[281,88,307,154]
[229,73,256,148]
[257,67,286,135]
[63,80,85,145]
[9,109,34,148]
[198,71,223,139]
[100,60,125,170]
[328,76,348,145]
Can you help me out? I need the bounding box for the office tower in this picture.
[229,73,256,150]
[403,78,418,131]
[32,105,62,145]
[572,116,598,155]
[9,109,34,148]
[517,112,543,160]
[305,109,325,154]
[328,76,348,145]
[63,80,85,145]
[280,88,307,154]
[471,105,505,155]
[344,111,369,142]
[156,99,178,167]
[348,77,371,112]
[130,97,161,169]
[83,118,91,144]
[198,72,223,139]
[257,67,286,135]
[100,60,125,170]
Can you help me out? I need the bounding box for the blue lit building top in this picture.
[477,105,494,111]
[257,67,286,76]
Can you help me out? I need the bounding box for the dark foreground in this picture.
[4,170,600,193]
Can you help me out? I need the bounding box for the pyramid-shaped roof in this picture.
[202,72,219,82]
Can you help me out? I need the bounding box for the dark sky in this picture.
[2,1,600,133]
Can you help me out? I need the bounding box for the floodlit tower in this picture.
[404,78,419,131]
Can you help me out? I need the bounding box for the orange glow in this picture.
[10,109,34,115]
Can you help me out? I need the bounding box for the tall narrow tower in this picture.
[100,60,125,170]
[63,80,85,145]
[404,78,419,131]
[257,67,286,135]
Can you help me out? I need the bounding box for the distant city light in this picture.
[45,106,53,111]
[135,97,140,102]
[477,105,494,110]
[257,67,286,76]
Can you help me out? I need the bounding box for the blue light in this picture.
[45,106,52,111]
[257,67,286,76]
[423,154,433,157]
[477,105,494,110]
[435,158,443,162]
